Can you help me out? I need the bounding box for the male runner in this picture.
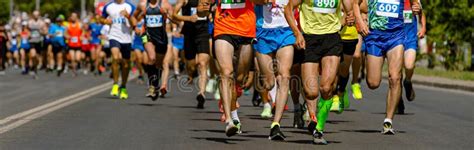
[28,10,47,78]
[132,0,169,101]
[101,0,136,99]
[89,17,104,74]
[132,20,146,84]
[330,11,361,113]
[353,0,421,134]
[397,0,425,114]
[49,16,67,76]
[66,13,83,77]
[285,0,354,144]
[173,0,212,108]
[252,0,295,140]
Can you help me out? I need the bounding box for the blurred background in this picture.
[0,0,472,80]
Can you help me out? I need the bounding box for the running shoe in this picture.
[243,89,251,96]
[312,129,328,145]
[403,79,415,101]
[293,104,305,129]
[330,95,343,114]
[351,83,363,100]
[160,87,167,98]
[196,94,205,109]
[119,87,128,99]
[234,120,242,134]
[110,84,120,97]
[269,125,286,141]
[146,86,159,101]
[251,90,261,107]
[260,106,273,119]
[382,121,395,135]
[225,121,240,137]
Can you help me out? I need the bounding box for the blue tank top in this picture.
[368,0,404,31]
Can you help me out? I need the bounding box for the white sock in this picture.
[269,81,277,103]
[384,118,393,124]
[231,110,240,122]
[263,103,271,109]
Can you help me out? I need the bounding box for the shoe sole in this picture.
[382,130,395,135]
[226,126,239,137]
[313,138,328,145]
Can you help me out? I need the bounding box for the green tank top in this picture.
[300,0,341,35]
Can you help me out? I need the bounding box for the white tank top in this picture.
[262,0,289,28]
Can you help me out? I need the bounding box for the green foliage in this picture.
[14,0,95,19]
[0,0,10,24]
[421,0,474,44]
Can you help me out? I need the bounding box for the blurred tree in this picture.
[14,0,95,19]
[0,0,10,24]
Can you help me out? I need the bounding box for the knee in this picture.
[366,79,380,89]
[388,74,401,87]
[220,69,233,79]
[304,90,319,100]
[319,83,333,98]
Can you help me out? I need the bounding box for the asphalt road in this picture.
[0,70,473,150]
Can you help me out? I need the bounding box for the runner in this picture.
[252,0,295,140]
[158,19,174,98]
[19,22,31,75]
[66,12,83,77]
[132,20,146,84]
[101,0,136,99]
[213,0,267,137]
[88,16,104,75]
[330,9,361,113]
[49,16,67,77]
[131,0,169,101]
[43,18,54,72]
[81,20,94,75]
[28,10,47,78]
[353,0,421,134]
[397,0,425,114]
[0,24,7,74]
[173,0,212,108]
[171,22,184,79]
[6,26,20,70]
[285,0,354,144]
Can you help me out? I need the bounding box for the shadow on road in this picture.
[340,129,406,134]
[191,111,221,114]
[191,118,222,122]
[371,112,415,115]
[127,103,164,107]
[326,120,353,124]
[191,137,250,144]
[286,139,342,145]
[288,130,339,135]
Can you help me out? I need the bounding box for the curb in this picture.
[382,74,474,93]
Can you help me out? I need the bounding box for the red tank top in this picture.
[68,22,82,47]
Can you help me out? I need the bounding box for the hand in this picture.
[103,18,113,25]
[417,27,426,39]
[345,12,355,26]
[120,9,129,18]
[135,28,143,35]
[162,2,173,14]
[355,19,370,36]
[189,15,199,23]
[294,32,305,50]
[411,2,421,15]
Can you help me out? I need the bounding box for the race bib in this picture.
[71,36,79,43]
[146,15,163,27]
[313,0,339,14]
[56,31,64,37]
[112,17,127,24]
[22,39,28,44]
[31,30,40,38]
[191,7,207,21]
[376,0,400,18]
[221,0,246,9]
[11,40,17,45]
[82,39,89,44]
[403,10,413,23]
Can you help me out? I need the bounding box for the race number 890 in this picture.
[315,0,336,8]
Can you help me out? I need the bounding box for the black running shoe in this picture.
[308,121,317,134]
[196,94,205,109]
[403,80,415,101]
[293,105,305,129]
[269,125,286,141]
[382,122,395,135]
[312,129,327,145]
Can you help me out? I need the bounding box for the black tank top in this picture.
[181,0,209,38]
[145,1,167,44]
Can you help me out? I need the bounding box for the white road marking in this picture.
[0,75,137,135]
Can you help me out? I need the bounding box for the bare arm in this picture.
[172,0,198,22]
[131,2,147,28]
[252,0,269,5]
[284,0,304,49]
[342,0,354,26]
[353,0,369,36]
[417,7,426,38]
